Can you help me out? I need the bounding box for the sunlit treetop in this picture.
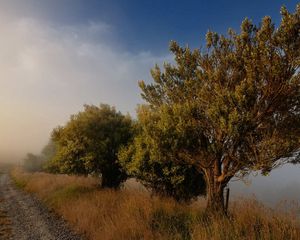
[139,5,300,212]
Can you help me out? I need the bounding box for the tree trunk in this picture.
[206,183,225,214]
[100,164,127,189]
[204,168,226,215]
[101,172,121,189]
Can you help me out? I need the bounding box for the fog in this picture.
[231,164,300,206]
[0,1,299,205]
[0,5,169,161]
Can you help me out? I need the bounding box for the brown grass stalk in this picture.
[11,168,300,240]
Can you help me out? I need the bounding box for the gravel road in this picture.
[0,173,82,240]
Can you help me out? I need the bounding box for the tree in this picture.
[49,104,133,188]
[23,140,57,172]
[138,5,300,214]
[119,110,206,202]
[23,153,43,172]
[42,140,59,172]
[41,140,56,161]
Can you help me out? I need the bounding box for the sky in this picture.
[0,0,299,165]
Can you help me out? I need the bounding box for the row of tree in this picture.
[24,104,206,202]
[25,5,300,214]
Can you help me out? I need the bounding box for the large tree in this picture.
[49,104,133,188]
[119,106,206,202]
[138,5,300,213]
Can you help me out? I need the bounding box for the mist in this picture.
[231,164,300,206]
[0,8,169,161]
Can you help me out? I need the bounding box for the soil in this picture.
[0,173,82,240]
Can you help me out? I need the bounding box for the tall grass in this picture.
[11,168,300,240]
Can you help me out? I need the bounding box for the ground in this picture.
[0,173,82,240]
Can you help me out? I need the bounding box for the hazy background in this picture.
[0,0,299,204]
[0,1,170,160]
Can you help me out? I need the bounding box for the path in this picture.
[0,173,82,240]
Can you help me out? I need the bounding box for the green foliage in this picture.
[41,140,57,162]
[138,5,300,213]
[48,104,133,188]
[23,153,43,172]
[119,107,206,202]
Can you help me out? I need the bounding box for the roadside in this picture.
[0,173,82,240]
[0,198,12,239]
[10,169,300,240]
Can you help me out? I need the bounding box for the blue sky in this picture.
[4,0,299,53]
[0,0,299,157]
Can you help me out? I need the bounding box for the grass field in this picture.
[11,168,300,240]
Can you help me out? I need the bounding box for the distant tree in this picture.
[138,5,300,214]
[49,104,133,188]
[41,140,56,160]
[23,153,43,172]
[119,106,206,202]
[23,140,57,172]
[42,140,59,172]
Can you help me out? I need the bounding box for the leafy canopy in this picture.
[138,5,300,211]
[49,104,133,188]
[119,105,206,202]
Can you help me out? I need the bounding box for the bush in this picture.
[119,129,206,202]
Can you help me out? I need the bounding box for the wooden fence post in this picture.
[225,187,230,214]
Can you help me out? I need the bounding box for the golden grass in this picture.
[11,168,300,240]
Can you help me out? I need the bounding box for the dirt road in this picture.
[0,173,82,240]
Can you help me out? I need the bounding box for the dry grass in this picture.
[11,168,300,240]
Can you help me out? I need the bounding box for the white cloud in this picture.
[0,16,170,159]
